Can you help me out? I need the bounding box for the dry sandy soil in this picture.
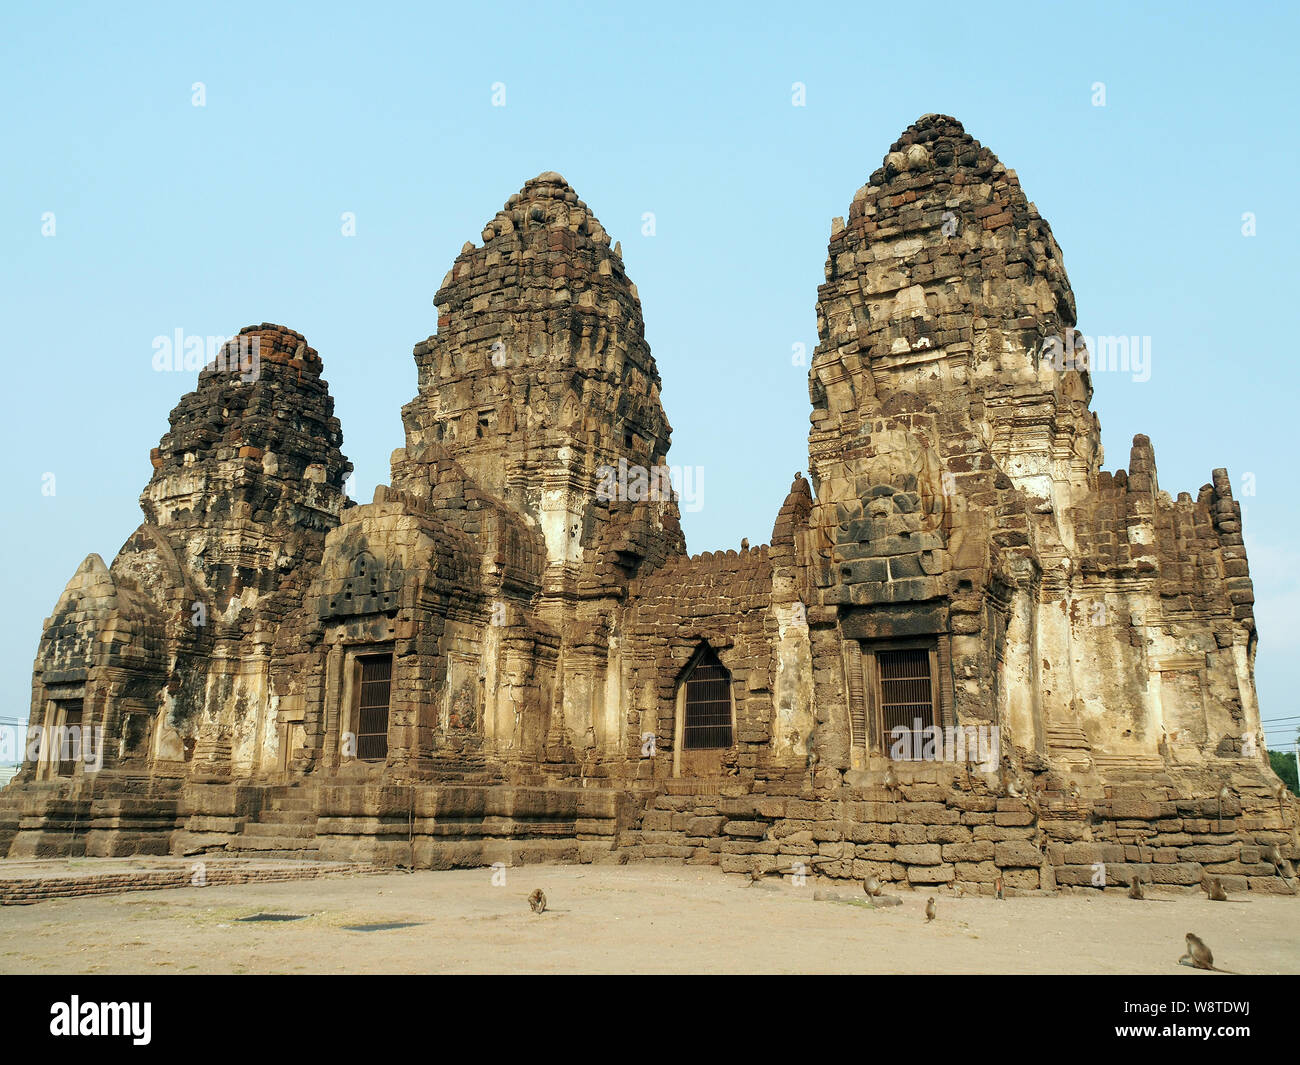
[1,863,1297,974]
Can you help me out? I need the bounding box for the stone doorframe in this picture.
[32,691,88,782]
[334,641,396,767]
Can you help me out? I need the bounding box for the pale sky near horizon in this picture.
[1,1,1297,757]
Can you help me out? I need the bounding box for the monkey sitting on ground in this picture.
[1179,932,1234,973]
[1126,874,1174,901]
[528,888,547,914]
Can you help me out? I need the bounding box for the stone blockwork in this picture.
[622,767,1046,893]
[0,858,373,906]
[618,765,1295,897]
[4,117,1295,899]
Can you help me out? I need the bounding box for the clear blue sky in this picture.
[2,1,1297,754]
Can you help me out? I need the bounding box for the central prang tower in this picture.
[394,172,682,598]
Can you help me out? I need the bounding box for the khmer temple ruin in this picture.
[4,114,1295,897]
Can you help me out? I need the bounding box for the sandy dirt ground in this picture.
[1,863,1297,974]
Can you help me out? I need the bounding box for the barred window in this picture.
[876,647,938,760]
[356,654,392,761]
[682,649,732,750]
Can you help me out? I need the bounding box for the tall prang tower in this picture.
[395,172,683,597]
[274,174,686,782]
[805,114,1261,785]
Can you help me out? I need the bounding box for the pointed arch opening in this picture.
[673,643,735,777]
[682,647,733,750]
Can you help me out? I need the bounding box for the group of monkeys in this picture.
[893,875,1238,973]
[520,783,1292,972]
[523,849,1290,973]
[747,852,1299,974]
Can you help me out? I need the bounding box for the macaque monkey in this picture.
[1217,784,1232,828]
[1179,932,1232,973]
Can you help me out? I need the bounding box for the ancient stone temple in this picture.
[4,116,1295,896]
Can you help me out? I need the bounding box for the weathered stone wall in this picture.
[623,765,1036,885]
[0,859,374,906]
[619,765,1295,897]
[621,544,806,783]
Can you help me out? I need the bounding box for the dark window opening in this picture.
[57,700,83,777]
[683,649,732,750]
[122,712,149,755]
[878,648,935,760]
[356,654,392,761]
